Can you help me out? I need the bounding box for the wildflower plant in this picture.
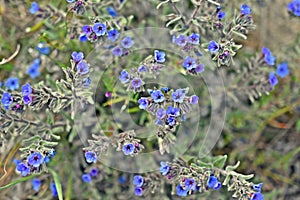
[0,1,299,200]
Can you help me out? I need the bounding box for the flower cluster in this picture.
[14,149,55,176]
[118,131,144,156]
[112,36,134,57]
[206,39,241,67]
[172,33,205,75]
[261,47,289,87]
[1,82,33,110]
[22,83,33,105]
[81,167,99,183]
[159,159,264,199]
[66,0,87,15]
[83,130,144,159]
[138,87,198,132]
[118,50,166,92]
[133,175,145,196]
[287,0,300,17]
[80,22,107,42]
[71,51,90,78]
[26,43,51,79]
[200,4,254,67]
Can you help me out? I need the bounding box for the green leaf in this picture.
[0,174,39,190]
[49,168,64,200]
[213,155,227,169]
[196,160,213,169]
[296,119,300,133]
[166,16,182,27]
[102,74,114,91]
[222,174,231,185]
[225,161,240,171]
[156,0,169,9]
[0,63,14,71]
[236,173,254,180]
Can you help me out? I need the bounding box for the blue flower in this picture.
[82,174,92,183]
[138,98,149,109]
[172,89,186,103]
[133,175,144,187]
[176,185,188,197]
[138,65,147,73]
[253,183,263,192]
[167,106,180,117]
[160,162,170,176]
[217,11,226,19]
[122,143,135,155]
[185,178,196,190]
[269,71,278,86]
[32,178,42,192]
[151,90,165,103]
[44,156,50,163]
[208,41,219,53]
[1,92,13,108]
[134,187,143,196]
[90,168,98,177]
[83,77,91,87]
[48,148,56,157]
[160,87,170,93]
[85,151,97,163]
[207,175,222,190]
[130,78,143,89]
[250,192,264,200]
[195,63,204,73]
[27,59,41,79]
[287,0,300,16]
[36,43,51,55]
[67,0,75,3]
[79,33,88,42]
[166,116,176,126]
[72,51,84,63]
[112,46,123,56]
[183,57,196,70]
[175,35,187,46]
[50,182,58,197]
[27,152,43,167]
[119,175,126,184]
[0,82,2,87]
[92,23,106,36]
[5,77,19,90]
[82,25,93,36]
[187,33,200,45]
[107,29,119,42]
[240,4,252,15]
[154,50,166,63]
[119,70,130,84]
[276,62,289,78]
[121,37,134,48]
[189,95,199,105]
[106,6,118,17]
[156,108,167,119]
[23,95,33,105]
[29,2,39,14]
[262,47,276,66]
[22,83,32,95]
[77,60,89,75]
[16,162,30,176]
